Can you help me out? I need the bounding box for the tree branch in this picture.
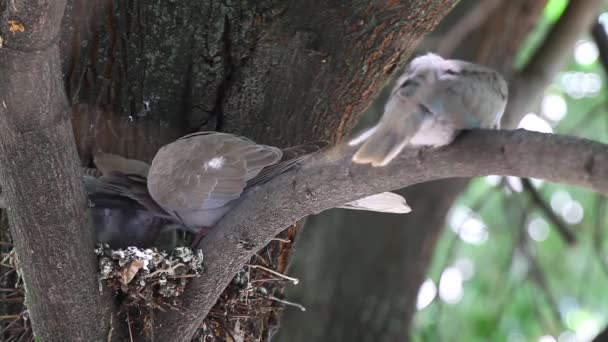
[501,0,603,128]
[436,0,503,56]
[592,21,608,75]
[154,129,608,340]
[0,1,112,340]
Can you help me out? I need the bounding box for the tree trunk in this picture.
[0,1,113,341]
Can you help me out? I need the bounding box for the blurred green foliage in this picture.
[412,3,608,342]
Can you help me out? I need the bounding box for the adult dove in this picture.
[146,132,410,246]
[80,132,411,248]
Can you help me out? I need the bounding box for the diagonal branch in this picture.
[154,129,608,341]
[521,178,576,245]
[501,0,603,128]
[591,21,608,75]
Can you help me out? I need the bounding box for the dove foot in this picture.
[190,226,211,248]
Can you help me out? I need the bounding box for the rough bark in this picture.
[0,1,112,340]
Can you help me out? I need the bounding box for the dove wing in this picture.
[147,132,282,212]
[90,154,171,218]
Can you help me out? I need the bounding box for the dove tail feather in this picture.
[351,125,410,167]
[348,126,378,146]
[338,192,411,213]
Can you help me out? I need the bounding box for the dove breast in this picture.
[147,132,283,218]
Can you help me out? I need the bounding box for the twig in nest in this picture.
[266,296,306,312]
[245,264,299,285]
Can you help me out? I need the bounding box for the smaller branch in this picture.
[521,178,576,245]
[502,0,603,128]
[521,241,563,331]
[266,296,306,312]
[437,0,503,56]
[593,324,608,342]
[0,1,115,340]
[592,196,608,276]
[591,21,608,75]
[246,265,299,285]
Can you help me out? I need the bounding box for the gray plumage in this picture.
[85,161,179,248]
[351,53,508,167]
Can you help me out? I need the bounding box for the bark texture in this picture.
[0,1,112,340]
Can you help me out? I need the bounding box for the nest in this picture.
[96,244,204,302]
[195,236,305,341]
[0,250,32,342]
[96,244,205,335]
[0,231,302,341]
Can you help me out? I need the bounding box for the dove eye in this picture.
[444,69,460,75]
[400,79,419,89]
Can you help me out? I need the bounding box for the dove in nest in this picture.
[0,132,411,248]
[145,132,410,247]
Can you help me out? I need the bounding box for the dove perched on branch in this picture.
[350,53,508,167]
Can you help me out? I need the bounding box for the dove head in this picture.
[390,53,468,97]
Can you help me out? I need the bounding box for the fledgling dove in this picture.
[350,53,508,167]
[83,159,182,248]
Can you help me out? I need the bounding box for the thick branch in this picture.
[0,1,112,340]
[154,129,608,340]
[501,0,603,128]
